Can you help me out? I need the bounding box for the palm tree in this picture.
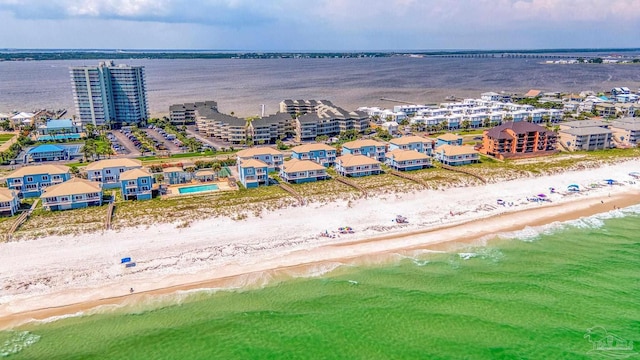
[211,162,222,178]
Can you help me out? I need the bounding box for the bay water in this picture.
[3,207,640,359]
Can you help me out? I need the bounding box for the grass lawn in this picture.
[0,133,15,144]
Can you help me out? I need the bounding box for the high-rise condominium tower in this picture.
[70,61,148,127]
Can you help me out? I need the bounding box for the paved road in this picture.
[145,128,182,152]
[109,131,141,157]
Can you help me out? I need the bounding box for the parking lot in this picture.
[145,127,183,152]
[108,131,140,156]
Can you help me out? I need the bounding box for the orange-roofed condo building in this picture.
[335,154,382,177]
[290,143,337,167]
[280,159,328,183]
[40,178,103,211]
[385,149,432,171]
[5,164,71,198]
[236,147,284,171]
[84,158,143,189]
[0,188,20,216]
[341,139,387,162]
[479,121,557,160]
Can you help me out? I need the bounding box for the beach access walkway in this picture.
[389,170,430,188]
[334,176,368,198]
[278,183,305,206]
[105,191,116,230]
[439,164,487,184]
[5,199,39,241]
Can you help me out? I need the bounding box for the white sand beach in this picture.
[1,160,640,329]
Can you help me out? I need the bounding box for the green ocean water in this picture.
[4,208,640,359]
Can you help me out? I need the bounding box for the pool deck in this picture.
[164,180,236,198]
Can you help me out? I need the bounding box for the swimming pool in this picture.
[177,184,220,194]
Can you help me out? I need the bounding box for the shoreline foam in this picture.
[1,161,640,329]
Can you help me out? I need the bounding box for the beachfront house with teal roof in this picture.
[120,168,153,201]
[238,158,269,188]
[5,164,71,198]
[0,188,20,216]
[341,139,387,162]
[36,119,82,141]
[388,135,435,156]
[162,166,193,185]
[236,147,284,172]
[23,144,70,163]
[436,133,463,147]
[290,143,337,167]
[385,149,432,171]
[434,145,480,166]
[84,158,143,189]
[280,159,328,184]
[335,154,382,177]
[40,178,103,211]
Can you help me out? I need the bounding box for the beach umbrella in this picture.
[605,179,615,185]
[537,194,546,198]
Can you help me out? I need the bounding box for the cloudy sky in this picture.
[0,0,639,50]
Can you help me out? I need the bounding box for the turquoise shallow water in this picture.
[4,208,640,359]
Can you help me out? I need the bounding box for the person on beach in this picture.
[130,288,134,294]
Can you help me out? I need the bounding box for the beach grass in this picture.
[6,148,640,240]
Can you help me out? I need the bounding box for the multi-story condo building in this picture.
[558,127,613,151]
[6,164,71,198]
[195,106,247,144]
[0,188,20,216]
[236,147,284,171]
[610,118,640,146]
[280,159,328,184]
[341,139,387,162]
[388,136,436,156]
[84,158,144,189]
[169,101,218,125]
[40,178,103,211]
[290,143,337,167]
[479,122,557,160]
[279,100,334,115]
[280,100,369,141]
[335,154,382,177]
[249,112,290,144]
[70,61,148,127]
[385,149,432,171]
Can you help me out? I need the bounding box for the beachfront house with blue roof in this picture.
[388,136,435,156]
[36,119,82,141]
[436,133,463,147]
[385,149,432,171]
[23,144,70,163]
[290,143,337,167]
[238,159,269,188]
[5,164,71,198]
[120,168,153,200]
[84,158,143,189]
[341,139,387,162]
[280,159,328,184]
[0,188,20,216]
[40,178,103,211]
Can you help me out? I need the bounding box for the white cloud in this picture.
[0,0,639,49]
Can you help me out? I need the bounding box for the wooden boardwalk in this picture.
[278,183,305,206]
[105,191,116,230]
[389,170,430,188]
[334,176,368,198]
[439,164,487,184]
[5,199,39,241]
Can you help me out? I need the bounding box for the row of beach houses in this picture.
[0,132,479,215]
[236,133,479,188]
